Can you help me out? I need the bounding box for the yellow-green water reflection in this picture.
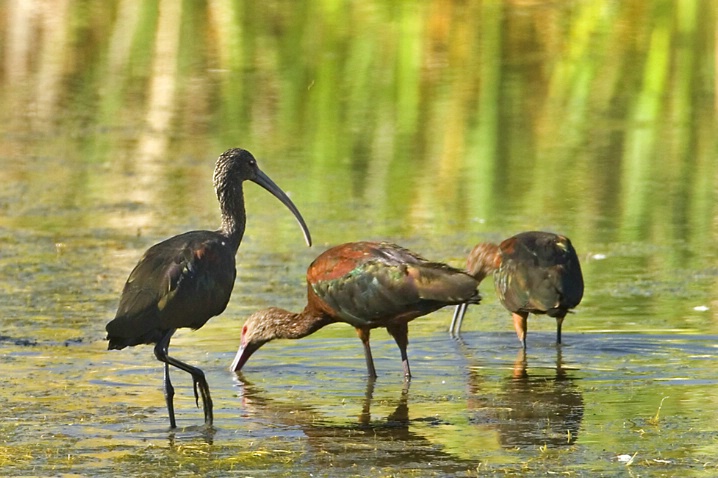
[1,0,717,476]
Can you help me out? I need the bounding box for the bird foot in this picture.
[192,375,214,425]
[193,379,200,407]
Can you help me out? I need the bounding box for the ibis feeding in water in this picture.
[231,241,481,378]
[449,231,583,348]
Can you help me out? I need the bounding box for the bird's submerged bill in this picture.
[231,241,481,378]
[450,231,583,348]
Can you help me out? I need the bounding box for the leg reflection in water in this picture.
[231,372,474,473]
[466,347,584,448]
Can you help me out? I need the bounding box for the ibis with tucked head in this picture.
[106,148,312,428]
[449,231,583,348]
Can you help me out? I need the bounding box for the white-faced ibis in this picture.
[449,231,583,348]
[105,148,312,428]
[230,241,481,378]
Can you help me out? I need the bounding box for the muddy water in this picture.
[1,216,717,476]
[2,0,718,476]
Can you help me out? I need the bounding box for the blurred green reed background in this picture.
[2,0,715,245]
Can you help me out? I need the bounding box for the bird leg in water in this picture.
[155,330,178,428]
[386,322,411,379]
[163,361,177,429]
[154,329,214,427]
[449,302,468,337]
[512,311,529,349]
[356,327,378,379]
[556,315,565,345]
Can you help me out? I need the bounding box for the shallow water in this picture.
[3,327,718,476]
[1,0,718,476]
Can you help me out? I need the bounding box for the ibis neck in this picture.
[267,306,335,341]
[467,242,501,283]
[217,182,246,251]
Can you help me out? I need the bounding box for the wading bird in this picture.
[106,148,312,428]
[231,241,481,378]
[449,231,583,348]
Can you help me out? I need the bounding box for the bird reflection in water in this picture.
[166,423,217,448]
[231,375,472,473]
[467,348,584,448]
[232,375,410,434]
[357,379,410,430]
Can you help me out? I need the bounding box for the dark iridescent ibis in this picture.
[230,241,481,378]
[449,231,583,348]
[105,148,311,428]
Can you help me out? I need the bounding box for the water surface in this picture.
[1,0,717,476]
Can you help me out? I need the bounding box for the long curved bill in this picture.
[253,169,312,247]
